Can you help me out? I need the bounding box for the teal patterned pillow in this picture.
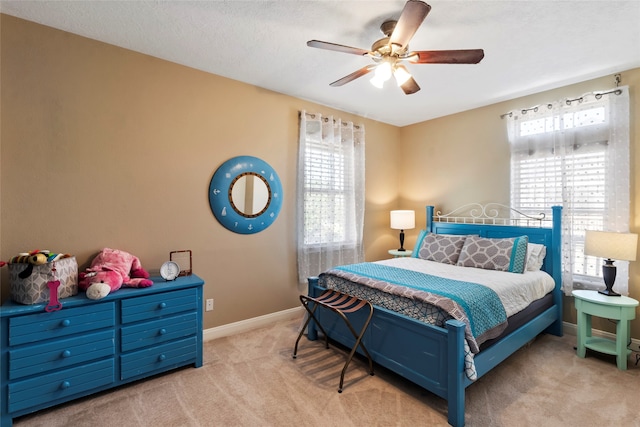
[417,233,468,264]
[457,235,529,273]
[411,229,428,258]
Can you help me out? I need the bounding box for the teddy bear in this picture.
[79,248,153,300]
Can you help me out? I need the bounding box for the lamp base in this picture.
[599,260,621,297]
[397,229,406,252]
[598,288,621,297]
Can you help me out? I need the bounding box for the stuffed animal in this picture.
[79,248,153,300]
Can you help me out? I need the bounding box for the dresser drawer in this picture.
[121,288,197,324]
[9,303,115,346]
[8,358,115,413]
[121,312,197,352]
[9,330,115,380]
[120,336,197,380]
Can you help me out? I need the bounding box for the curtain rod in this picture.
[499,79,624,119]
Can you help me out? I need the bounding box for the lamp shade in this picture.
[390,210,415,230]
[584,230,638,261]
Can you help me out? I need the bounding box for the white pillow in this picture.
[526,243,547,271]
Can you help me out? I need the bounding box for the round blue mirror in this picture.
[209,156,283,234]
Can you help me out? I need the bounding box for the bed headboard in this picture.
[426,204,562,292]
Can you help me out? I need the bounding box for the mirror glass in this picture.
[208,155,283,234]
[230,172,271,217]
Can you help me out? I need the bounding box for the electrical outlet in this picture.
[206,299,214,311]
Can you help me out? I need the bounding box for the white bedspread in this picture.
[375,257,555,317]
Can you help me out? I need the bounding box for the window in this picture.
[507,88,630,294]
[297,112,365,282]
[302,142,354,247]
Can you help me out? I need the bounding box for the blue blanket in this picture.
[329,263,507,351]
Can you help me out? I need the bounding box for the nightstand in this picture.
[572,289,639,370]
[388,249,412,258]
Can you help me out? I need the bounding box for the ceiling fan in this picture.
[307,0,484,95]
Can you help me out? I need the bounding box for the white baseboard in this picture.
[203,313,640,352]
[563,321,640,351]
[203,306,304,342]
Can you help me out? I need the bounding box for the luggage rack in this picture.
[293,289,374,392]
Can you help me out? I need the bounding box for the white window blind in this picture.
[302,142,353,247]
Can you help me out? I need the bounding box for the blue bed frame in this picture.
[305,205,563,427]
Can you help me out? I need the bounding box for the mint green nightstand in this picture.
[388,249,412,258]
[572,290,639,370]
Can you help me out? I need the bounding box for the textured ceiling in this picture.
[2,0,639,127]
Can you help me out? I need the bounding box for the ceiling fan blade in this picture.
[389,0,431,50]
[330,65,377,87]
[307,40,369,56]
[400,76,421,95]
[408,49,485,64]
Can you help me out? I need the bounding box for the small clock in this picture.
[160,261,180,281]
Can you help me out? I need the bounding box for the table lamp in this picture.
[390,210,415,252]
[584,230,638,296]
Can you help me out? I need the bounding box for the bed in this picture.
[304,204,563,427]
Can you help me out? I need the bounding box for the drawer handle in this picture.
[159,302,167,309]
[159,328,167,335]
[158,354,166,362]
[61,381,71,390]
[62,350,72,358]
[61,319,71,327]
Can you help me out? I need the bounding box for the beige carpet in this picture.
[14,315,640,427]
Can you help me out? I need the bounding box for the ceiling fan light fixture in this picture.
[393,65,412,86]
[374,61,393,81]
[370,75,386,88]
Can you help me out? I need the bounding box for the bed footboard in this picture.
[305,276,560,427]
[306,276,468,426]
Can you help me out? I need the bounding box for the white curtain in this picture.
[297,111,365,283]
[507,87,630,295]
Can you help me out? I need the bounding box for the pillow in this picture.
[526,243,547,271]
[416,233,467,264]
[411,229,428,258]
[457,235,529,273]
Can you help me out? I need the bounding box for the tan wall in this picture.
[0,15,400,328]
[3,14,639,339]
[401,68,640,339]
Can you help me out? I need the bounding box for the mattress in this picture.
[376,258,555,318]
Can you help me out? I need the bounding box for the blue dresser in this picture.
[0,275,204,426]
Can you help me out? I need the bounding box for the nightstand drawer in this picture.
[120,336,197,380]
[8,358,115,413]
[121,312,197,352]
[121,288,197,324]
[9,303,115,346]
[8,330,115,380]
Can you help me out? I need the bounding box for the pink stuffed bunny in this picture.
[79,248,153,300]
